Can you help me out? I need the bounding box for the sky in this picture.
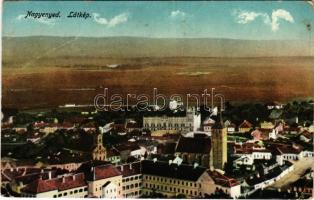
[2,1,314,40]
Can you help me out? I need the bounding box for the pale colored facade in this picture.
[88,175,123,198]
[142,172,216,198]
[122,173,142,198]
[143,108,201,133]
[92,133,107,161]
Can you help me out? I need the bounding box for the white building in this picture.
[143,107,201,133]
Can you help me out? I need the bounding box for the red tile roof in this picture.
[208,170,240,187]
[94,165,121,180]
[22,173,86,194]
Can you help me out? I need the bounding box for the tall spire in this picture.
[212,107,224,129]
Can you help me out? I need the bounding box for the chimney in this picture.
[62,176,66,183]
[121,165,123,172]
[73,174,76,181]
[129,163,132,170]
[48,171,52,179]
[153,158,157,163]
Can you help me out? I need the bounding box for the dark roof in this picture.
[290,178,313,188]
[143,109,187,118]
[115,143,141,152]
[175,136,211,154]
[141,160,206,181]
[212,120,224,129]
[116,162,141,177]
[159,142,176,155]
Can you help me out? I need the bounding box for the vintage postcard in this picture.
[1,1,314,199]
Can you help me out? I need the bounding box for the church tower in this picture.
[92,133,107,161]
[210,116,227,170]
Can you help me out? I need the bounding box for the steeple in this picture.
[92,132,107,161]
[210,108,227,170]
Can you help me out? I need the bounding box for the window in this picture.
[84,188,87,191]
[74,190,78,194]
[53,195,57,198]
[70,191,73,194]
[130,177,134,181]
[63,192,67,196]
[79,189,83,192]
[58,194,62,197]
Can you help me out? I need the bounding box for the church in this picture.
[174,118,227,170]
[92,132,107,161]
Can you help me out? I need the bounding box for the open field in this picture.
[2,56,314,110]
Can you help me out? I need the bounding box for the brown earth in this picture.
[2,57,314,110]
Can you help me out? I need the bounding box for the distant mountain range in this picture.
[2,36,312,64]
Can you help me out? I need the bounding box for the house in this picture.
[85,164,123,198]
[251,129,262,141]
[260,121,274,130]
[242,161,293,194]
[113,124,127,135]
[174,136,211,168]
[203,117,215,133]
[141,159,217,198]
[106,148,121,164]
[20,172,88,198]
[13,124,28,133]
[299,130,313,143]
[267,101,284,110]
[81,122,96,132]
[115,143,144,162]
[207,170,241,198]
[116,162,142,198]
[26,132,43,144]
[41,123,59,134]
[226,122,236,134]
[289,178,313,196]
[238,120,253,133]
[233,142,272,162]
[125,120,141,133]
[275,144,303,165]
